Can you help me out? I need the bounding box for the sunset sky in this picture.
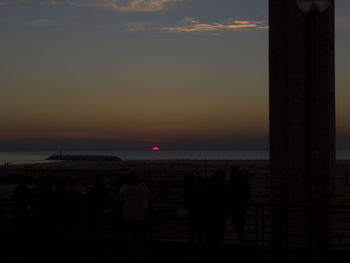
[0,0,349,151]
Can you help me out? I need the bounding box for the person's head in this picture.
[117,176,127,187]
[127,172,140,185]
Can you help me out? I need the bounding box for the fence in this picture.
[1,197,350,251]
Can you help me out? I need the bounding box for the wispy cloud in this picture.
[119,17,268,33]
[72,0,184,12]
[104,20,155,32]
[0,0,29,5]
[1,0,184,12]
[160,18,267,32]
[22,18,62,26]
[0,17,63,26]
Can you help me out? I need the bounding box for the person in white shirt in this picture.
[119,172,150,241]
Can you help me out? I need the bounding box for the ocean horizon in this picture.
[1,150,350,165]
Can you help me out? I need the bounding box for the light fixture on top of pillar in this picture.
[296,0,332,15]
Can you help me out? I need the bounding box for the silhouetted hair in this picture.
[117,176,127,188]
[127,172,140,184]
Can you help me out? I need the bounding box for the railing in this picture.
[1,198,350,251]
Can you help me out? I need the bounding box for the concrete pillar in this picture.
[269,0,335,251]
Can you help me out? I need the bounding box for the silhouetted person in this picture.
[119,172,150,242]
[87,175,106,235]
[194,176,208,245]
[184,172,196,244]
[226,165,251,247]
[184,173,207,246]
[206,170,227,246]
[13,177,32,237]
[32,176,54,239]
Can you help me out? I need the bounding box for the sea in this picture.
[1,150,350,165]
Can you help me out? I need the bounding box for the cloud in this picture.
[160,18,258,32]
[70,0,184,12]
[44,0,62,5]
[0,0,29,4]
[121,17,268,33]
[1,0,184,12]
[22,18,62,26]
[104,20,155,31]
[0,17,63,26]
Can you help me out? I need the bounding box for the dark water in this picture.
[1,150,350,165]
[0,151,269,164]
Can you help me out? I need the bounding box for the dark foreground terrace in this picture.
[1,200,350,263]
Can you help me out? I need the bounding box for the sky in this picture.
[0,0,349,151]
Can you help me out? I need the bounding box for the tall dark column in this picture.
[269,0,335,251]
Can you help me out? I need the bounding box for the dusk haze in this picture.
[3,0,268,151]
[1,1,350,263]
[1,1,349,151]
